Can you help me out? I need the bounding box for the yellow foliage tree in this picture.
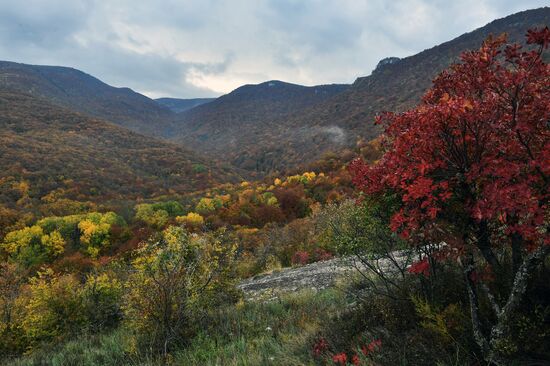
[176,212,204,229]
[21,269,85,345]
[78,220,111,257]
[40,230,65,257]
[2,211,125,264]
[1,226,65,266]
[124,226,238,356]
[196,197,220,214]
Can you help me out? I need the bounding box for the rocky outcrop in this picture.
[373,57,401,73]
[238,250,413,301]
[238,258,349,301]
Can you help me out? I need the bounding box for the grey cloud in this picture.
[261,1,363,53]
[0,0,90,46]
[0,0,547,98]
[79,46,219,98]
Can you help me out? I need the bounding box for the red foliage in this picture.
[115,226,153,254]
[325,339,382,365]
[51,252,95,274]
[408,258,430,276]
[527,26,550,47]
[312,337,329,356]
[332,352,347,365]
[361,339,382,356]
[251,205,285,227]
[350,28,549,249]
[274,186,310,221]
[291,250,310,265]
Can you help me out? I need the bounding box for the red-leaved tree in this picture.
[350,28,549,363]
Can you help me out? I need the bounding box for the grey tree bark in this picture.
[464,244,550,365]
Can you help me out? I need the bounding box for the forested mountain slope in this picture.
[155,97,215,113]
[170,80,350,172]
[0,61,174,136]
[170,7,550,175]
[0,91,239,211]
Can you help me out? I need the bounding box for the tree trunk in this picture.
[464,244,549,364]
[463,252,491,358]
[475,220,500,270]
[511,232,523,275]
[489,244,550,361]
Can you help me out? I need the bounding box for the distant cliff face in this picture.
[373,57,401,73]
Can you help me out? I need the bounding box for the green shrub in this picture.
[123,226,238,357]
[20,269,86,346]
[80,271,123,333]
[134,201,184,228]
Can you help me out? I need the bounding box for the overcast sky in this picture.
[0,1,547,98]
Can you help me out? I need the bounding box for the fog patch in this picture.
[321,125,346,145]
[292,125,348,146]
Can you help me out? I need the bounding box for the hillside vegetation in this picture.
[171,80,349,174]
[0,91,240,232]
[0,61,174,136]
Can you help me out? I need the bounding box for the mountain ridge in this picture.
[170,80,350,173]
[0,60,174,136]
[1,8,547,179]
[167,7,549,175]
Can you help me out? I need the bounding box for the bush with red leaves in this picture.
[291,250,310,265]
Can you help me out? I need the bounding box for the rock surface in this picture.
[238,251,413,301]
[237,258,350,301]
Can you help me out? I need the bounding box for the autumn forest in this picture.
[0,5,549,366]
